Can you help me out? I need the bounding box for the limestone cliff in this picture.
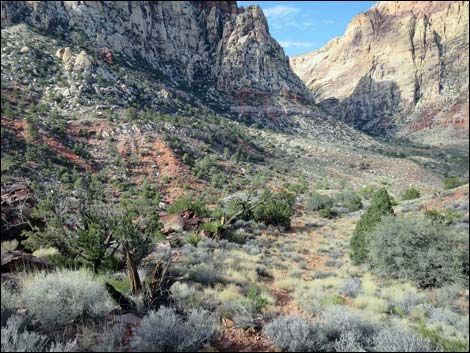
[290,1,469,138]
[1,1,312,108]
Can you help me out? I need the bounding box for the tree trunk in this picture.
[126,250,142,296]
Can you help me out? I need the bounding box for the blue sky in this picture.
[237,1,376,57]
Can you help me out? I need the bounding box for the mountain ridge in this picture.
[290,1,469,142]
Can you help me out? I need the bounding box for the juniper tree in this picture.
[350,188,394,264]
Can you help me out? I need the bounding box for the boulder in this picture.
[1,249,54,273]
[161,213,185,234]
[74,50,94,72]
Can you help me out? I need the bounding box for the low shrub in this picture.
[1,284,18,326]
[316,306,382,351]
[201,221,223,238]
[374,326,439,352]
[253,190,296,228]
[185,232,202,247]
[246,287,269,311]
[401,187,421,201]
[368,215,469,288]
[339,278,363,298]
[319,207,339,219]
[130,307,217,352]
[307,192,333,211]
[20,269,113,329]
[264,315,318,351]
[443,176,465,190]
[335,191,363,212]
[1,316,78,352]
[1,316,46,352]
[425,208,461,225]
[167,194,209,217]
[189,263,224,285]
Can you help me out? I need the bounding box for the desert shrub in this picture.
[253,190,295,228]
[20,269,113,329]
[373,326,439,352]
[232,306,258,329]
[335,191,363,212]
[443,176,465,190]
[1,316,46,352]
[425,208,461,225]
[1,284,18,326]
[170,283,204,312]
[307,192,333,211]
[319,207,339,219]
[25,184,160,272]
[1,316,77,352]
[316,306,382,351]
[425,306,469,349]
[130,307,217,352]
[352,295,388,314]
[201,221,223,238]
[350,188,394,264]
[185,232,202,247]
[189,263,224,285]
[295,284,339,315]
[359,185,379,200]
[368,215,469,288]
[381,284,425,315]
[167,193,209,217]
[339,278,363,298]
[417,322,469,352]
[401,187,421,201]
[246,287,269,311]
[264,315,318,351]
[47,340,79,352]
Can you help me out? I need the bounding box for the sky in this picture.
[237,1,376,57]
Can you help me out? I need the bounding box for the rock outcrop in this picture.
[1,1,312,107]
[290,1,469,137]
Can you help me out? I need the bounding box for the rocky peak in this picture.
[290,1,469,137]
[1,1,311,111]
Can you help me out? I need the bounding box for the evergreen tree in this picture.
[350,188,394,264]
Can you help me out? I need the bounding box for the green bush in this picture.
[253,190,296,228]
[424,208,461,225]
[319,207,338,219]
[401,187,420,201]
[443,176,465,190]
[25,184,159,272]
[368,215,469,288]
[306,192,333,211]
[185,232,202,247]
[201,221,223,238]
[350,189,394,264]
[246,287,269,311]
[359,185,379,200]
[335,191,363,211]
[167,193,209,217]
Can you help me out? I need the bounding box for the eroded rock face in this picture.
[1,1,311,105]
[290,1,469,136]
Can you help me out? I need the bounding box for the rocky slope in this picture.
[1,0,312,120]
[291,1,469,141]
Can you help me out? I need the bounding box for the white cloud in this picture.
[278,40,315,49]
[263,5,299,17]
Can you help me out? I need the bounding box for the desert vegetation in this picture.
[1,4,469,353]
